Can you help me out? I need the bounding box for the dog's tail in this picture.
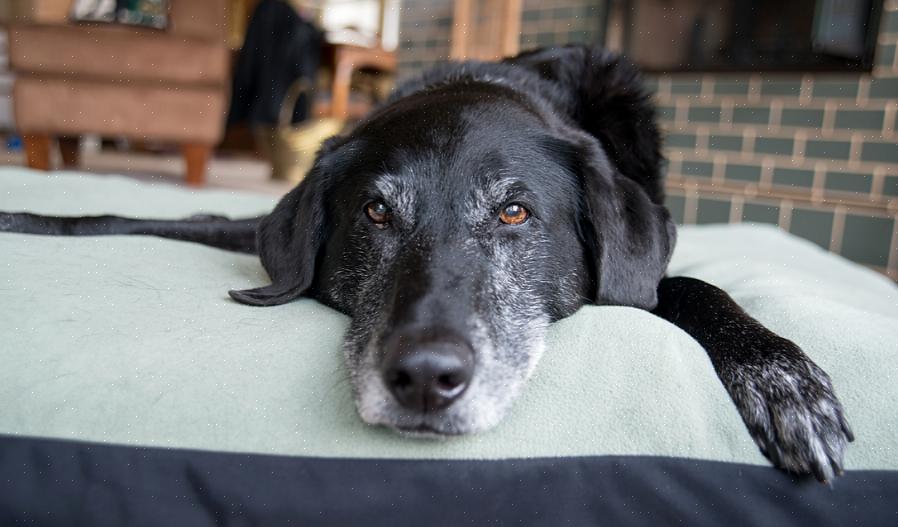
[0,211,262,254]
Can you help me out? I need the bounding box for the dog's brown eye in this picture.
[499,203,530,225]
[365,201,392,227]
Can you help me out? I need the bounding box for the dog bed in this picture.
[1,167,896,525]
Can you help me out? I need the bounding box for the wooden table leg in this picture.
[59,137,81,168]
[23,134,52,171]
[182,143,211,187]
[59,136,81,168]
[331,60,354,120]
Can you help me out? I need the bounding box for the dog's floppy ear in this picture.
[513,45,674,308]
[507,45,664,204]
[229,163,331,306]
[576,141,676,310]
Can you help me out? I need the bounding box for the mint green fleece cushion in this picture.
[1,167,896,470]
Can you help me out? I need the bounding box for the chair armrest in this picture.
[3,0,228,45]
[2,0,72,25]
[170,0,228,43]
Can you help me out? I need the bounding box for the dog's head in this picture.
[230,47,675,435]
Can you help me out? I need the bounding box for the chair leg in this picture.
[23,134,52,171]
[182,143,211,186]
[58,136,81,168]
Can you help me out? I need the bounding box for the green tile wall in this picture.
[665,133,697,148]
[741,203,780,224]
[773,167,815,187]
[656,105,676,120]
[884,9,898,32]
[725,163,762,182]
[880,44,897,68]
[861,142,898,163]
[789,209,834,249]
[824,172,873,194]
[665,194,686,224]
[841,215,894,266]
[681,160,714,178]
[761,79,801,96]
[688,106,722,123]
[868,77,898,98]
[755,137,794,156]
[670,78,702,95]
[781,108,825,128]
[713,79,751,96]
[884,176,898,197]
[834,110,885,131]
[811,78,860,98]
[708,134,743,151]
[805,140,852,160]
[398,0,607,78]
[732,107,770,124]
[696,198,731,224]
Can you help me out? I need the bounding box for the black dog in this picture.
[1,46,852,482]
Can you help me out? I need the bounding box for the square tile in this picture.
[841,215,894,266]
[696,198,732,224]
[742,202,780,224]
[789,209,834,249]
[773,167,815,187]
[824,171,873,194]
[725,163,762,182]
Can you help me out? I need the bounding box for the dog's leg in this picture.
[0,212,262,254]
[652,276,853,482]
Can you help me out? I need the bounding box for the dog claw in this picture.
[723,338,853,482]
[811,461,828,483]
[842,419,855,442]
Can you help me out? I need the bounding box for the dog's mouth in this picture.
[375,404,477,437]
[355,373,514,437]
[392,422,463,438]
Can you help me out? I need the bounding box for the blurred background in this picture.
[0,0,896,280]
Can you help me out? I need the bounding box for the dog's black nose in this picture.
[382,339,474,412]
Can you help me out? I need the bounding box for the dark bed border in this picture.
[1,434,895,526]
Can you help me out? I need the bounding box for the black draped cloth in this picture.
[227,0,323,126]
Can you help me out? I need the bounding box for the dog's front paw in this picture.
[722,337,854,483]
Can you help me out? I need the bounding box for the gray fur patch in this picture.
[337,172,557,435]
[374,174,417,226]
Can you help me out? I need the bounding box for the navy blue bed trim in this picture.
[1,434,895,526]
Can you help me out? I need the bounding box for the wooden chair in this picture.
[8,0,229,186]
